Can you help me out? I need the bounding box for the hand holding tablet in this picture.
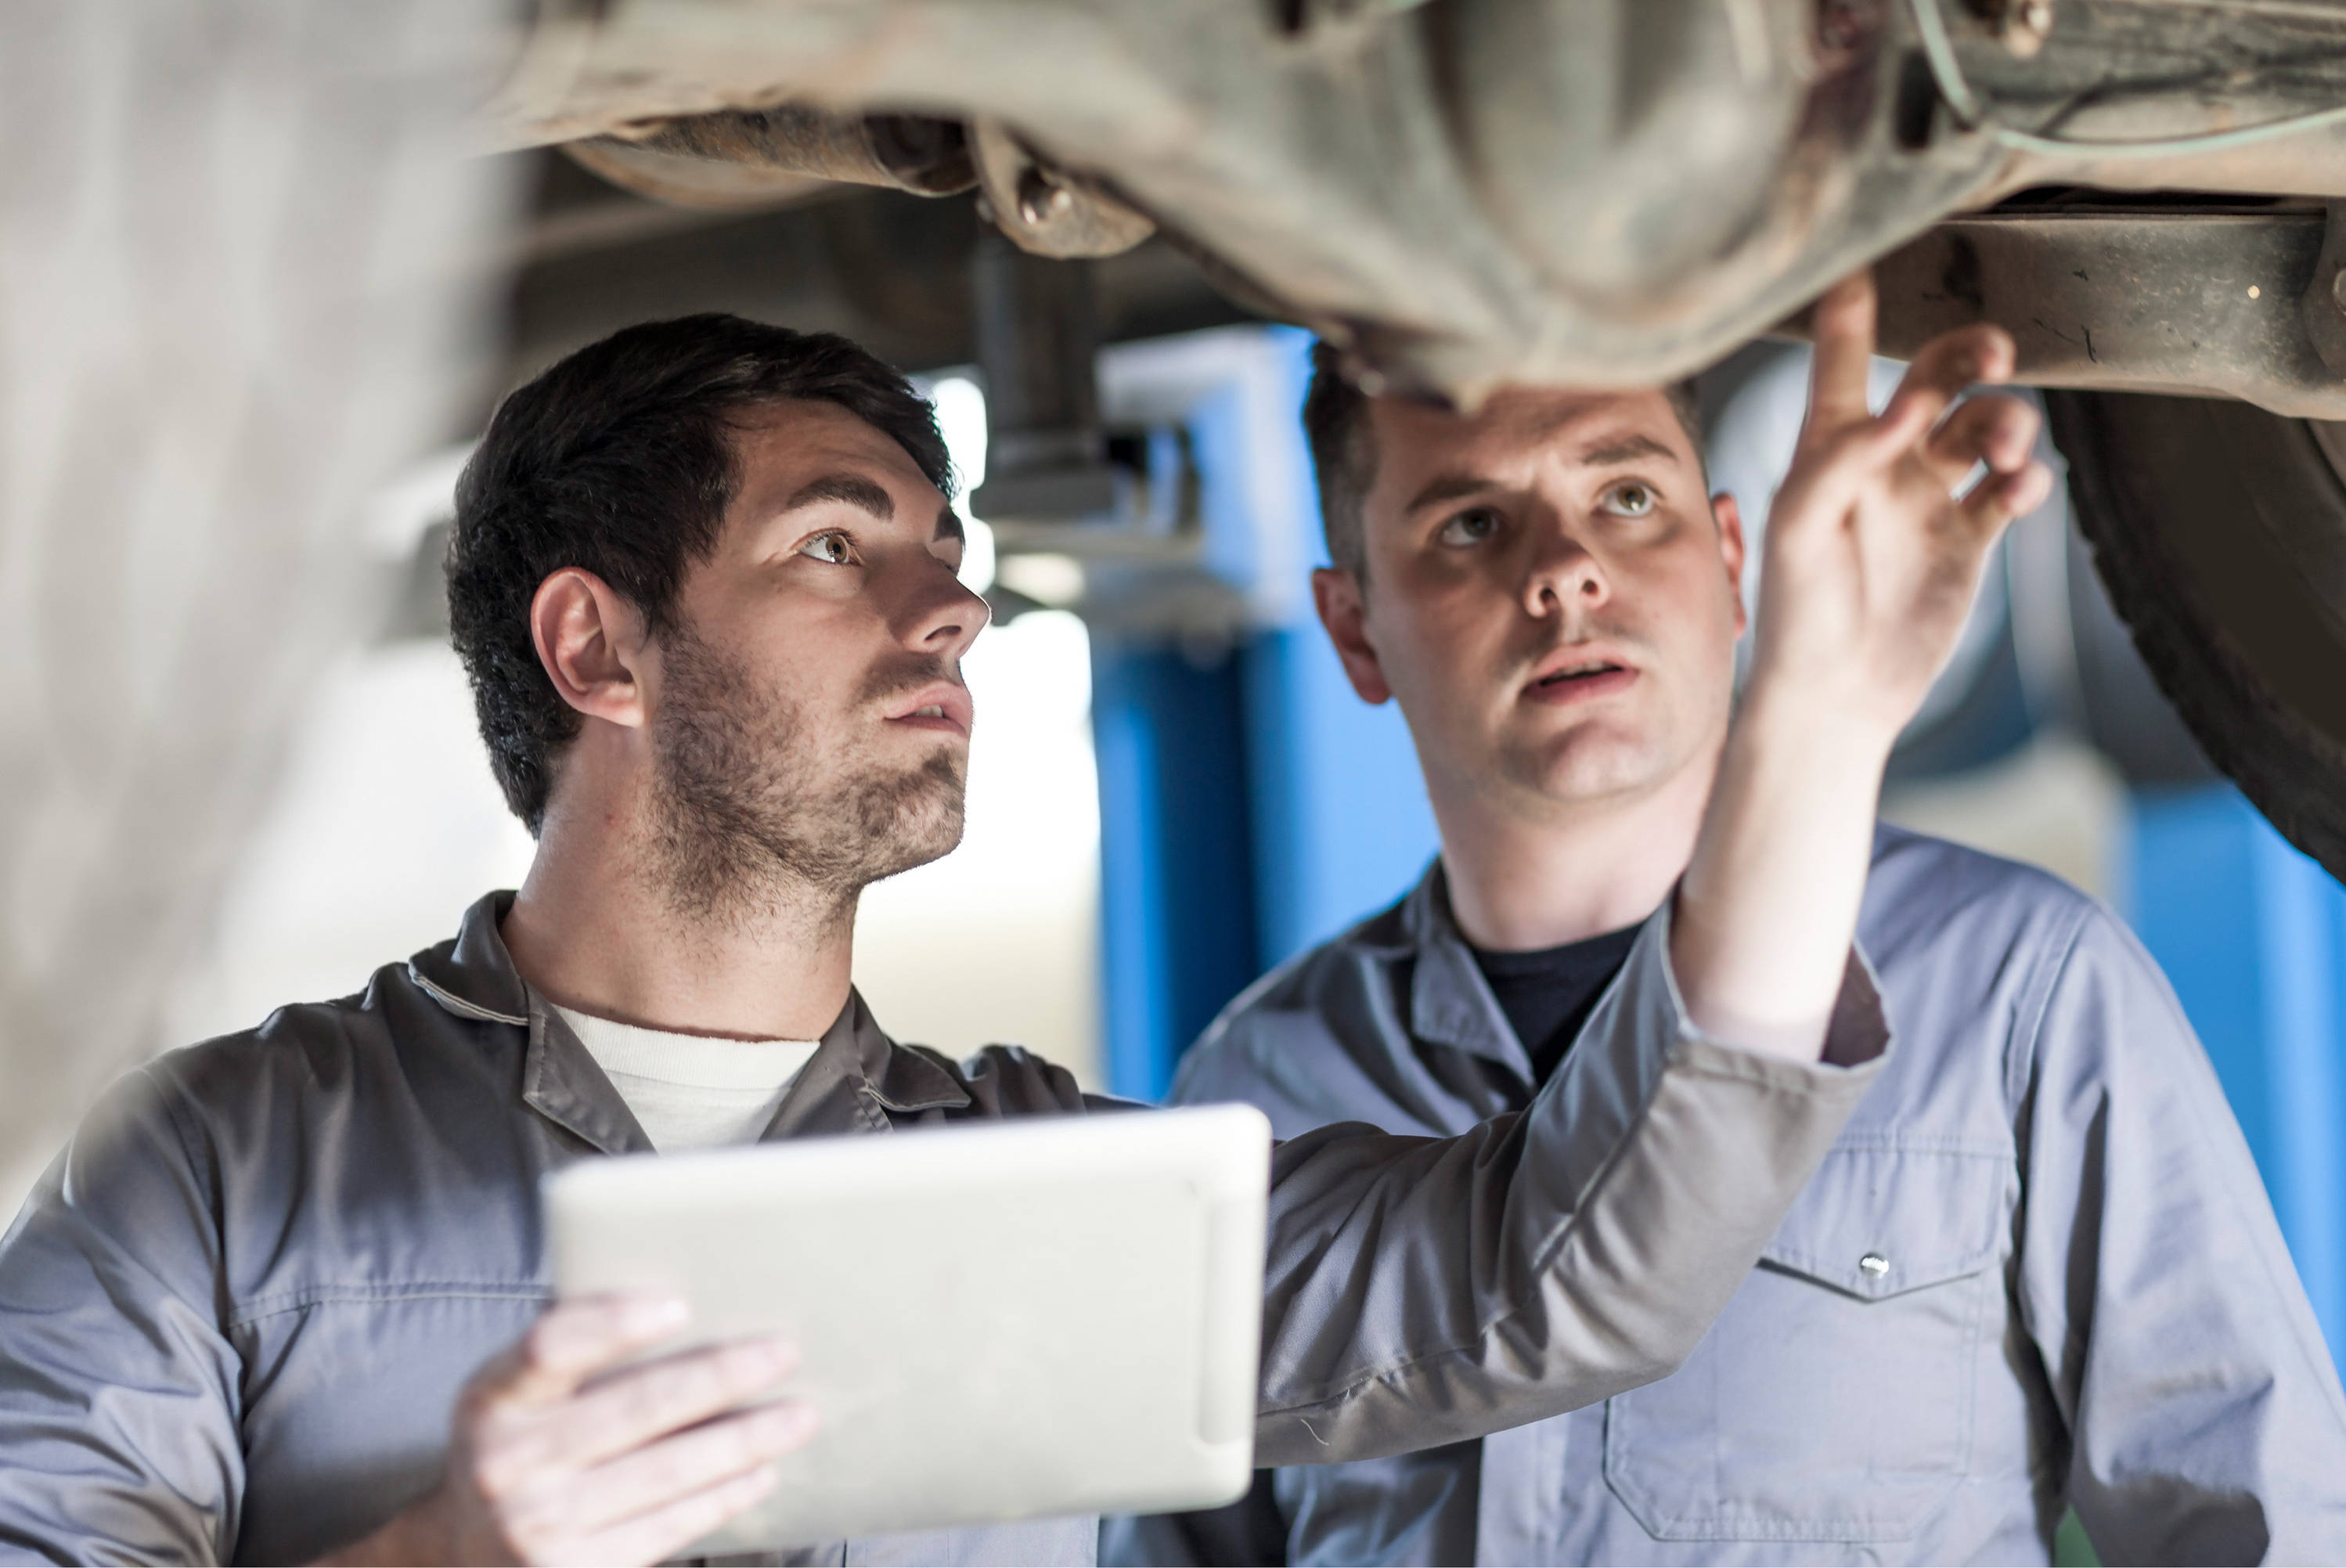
[319,1294,815,1566]
[541,1104,1274,1556]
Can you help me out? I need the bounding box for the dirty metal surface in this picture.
[1875,207,2346,416]
[477,0,2346,403]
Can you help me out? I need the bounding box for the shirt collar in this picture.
[408,890,533,1026]
[407,891,973,1154]
[1397,863,1536,1072]
[1399,860,1667,1079]
[757,987,975,1140]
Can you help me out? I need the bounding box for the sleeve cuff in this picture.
[1640,896,1894,1080]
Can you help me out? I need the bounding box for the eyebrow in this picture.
[781,473,896,518]
[1402,433,1686,515]
[1572,432,1684,468]
[933,504,964,545]
[1404,471,1499,516]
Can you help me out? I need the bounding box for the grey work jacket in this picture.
[1127,828,2346,1566]
[0,891,1886,1566]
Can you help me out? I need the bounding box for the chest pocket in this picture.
[1602,1141,2011,1544]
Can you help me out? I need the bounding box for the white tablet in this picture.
[543,1102,1273,1554]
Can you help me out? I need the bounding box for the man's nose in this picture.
[1521,528,1607,618]
[899,558,991,661]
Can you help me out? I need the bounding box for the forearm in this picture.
[1670,272,2045,1060]
[1251,914,1887,1465]
[1671,680,1890,1062]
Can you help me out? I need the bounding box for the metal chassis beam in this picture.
[1873,206,2346,418]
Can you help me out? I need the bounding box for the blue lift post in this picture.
[1091,327,1438,1102]
[1186,330,1441,971]
[1239,625,1440,971]
[1090,639,1263,1105]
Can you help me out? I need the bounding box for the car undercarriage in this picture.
[478,0,2346,881]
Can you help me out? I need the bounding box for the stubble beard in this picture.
[648,625,967,928]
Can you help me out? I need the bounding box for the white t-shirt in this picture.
[552,1004,821,1153]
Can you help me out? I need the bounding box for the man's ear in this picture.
[1711,490,1748,639]
[1312,566,1394,705]
[529,568,651,730]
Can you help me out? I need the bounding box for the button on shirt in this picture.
[1130,827,2346,1566]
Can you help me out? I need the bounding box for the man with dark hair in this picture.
[445,319,964,838]
[1119,279,2346,1566]
[3,289,2024,1566]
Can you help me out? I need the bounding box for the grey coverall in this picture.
[0,891,1883,1565]
[1122,827,2346,1566]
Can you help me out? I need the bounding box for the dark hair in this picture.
[1301,341,1706,579]
[446,313,953,833]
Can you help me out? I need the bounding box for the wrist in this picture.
[1732,672,1899,773]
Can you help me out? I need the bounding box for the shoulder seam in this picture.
[138,1062,225,1259]
[2005,896,2100,1123]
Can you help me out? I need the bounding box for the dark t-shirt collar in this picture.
[1469,924,1645,1086]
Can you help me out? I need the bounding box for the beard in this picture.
[647,624,967,921]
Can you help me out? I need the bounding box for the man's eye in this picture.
[798,531,856,564]
[1437,507,1501,547]
[1601,481,1658,518]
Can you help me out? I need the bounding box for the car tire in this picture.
[2045,390,2346,882]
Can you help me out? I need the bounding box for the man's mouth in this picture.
[885,683,972,735]
[1523,651,1638,705]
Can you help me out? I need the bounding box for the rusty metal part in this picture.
[477,0,2346,404]
[2297,201,2346,380]
[1963,0,2055,58]
[970,118,1155,259]
[1941,0,2346,190]
[575,106,975,205]
[968,236,1120,521]
[1281,0,1438,26]
[560,137,828,210]
[1872,208,2346,417]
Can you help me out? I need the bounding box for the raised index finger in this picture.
[1804,270,1881,434]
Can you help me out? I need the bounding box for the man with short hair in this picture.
[1115,279,2346,1566]
[5,282,2019,1566]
